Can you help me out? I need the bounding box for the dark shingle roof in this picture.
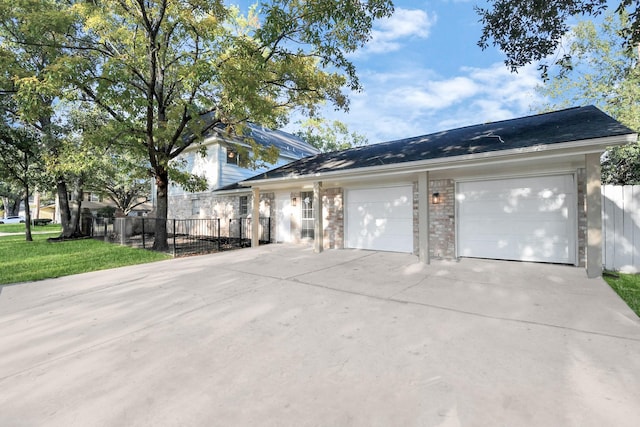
[244,106,634,182]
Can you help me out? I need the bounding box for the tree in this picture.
[90,152,152,216]
[535,12,640,184]
[0,182,22,217]
[0,0,87,239]
[477,1,640,77]
[50,0,393,250]
[0,122,44,240]
[294,118,368,153]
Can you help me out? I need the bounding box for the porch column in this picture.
[251,187,260,248]
[313,181,323,253]
[585,153,602,278]
[418,171,430,264]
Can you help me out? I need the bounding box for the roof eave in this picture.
[241,133,637,188]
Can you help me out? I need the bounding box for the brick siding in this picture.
[322,187,344,249]
[429,179,456,259]
[577,168,587,267]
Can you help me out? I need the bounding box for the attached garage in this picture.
[345,185,413,253]
[457,175,577,264]
[243,106,636,277]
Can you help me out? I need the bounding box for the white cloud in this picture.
[311,62,544,144]
[366,8,436,53]
[395,76,479,110]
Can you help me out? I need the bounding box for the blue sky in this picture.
[291,0,548,144]
[227,0,567,143]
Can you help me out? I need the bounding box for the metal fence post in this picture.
[141,218,146,249]
[172,219,176,256]
[217,218,221,251]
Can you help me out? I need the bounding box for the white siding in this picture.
[169,144,294,194]
[169,145,221,196]
[219,147,293,188]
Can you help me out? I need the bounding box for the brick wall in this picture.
[429,179,456,259]
[323,187,344,249]
[577,168,587,267]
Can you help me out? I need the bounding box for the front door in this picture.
[275,192,292,243]
[300,191,314,239]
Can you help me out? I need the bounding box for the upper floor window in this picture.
[226,148,238,165]
[191,198,200,216]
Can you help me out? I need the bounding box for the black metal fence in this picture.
[91,217,271,256]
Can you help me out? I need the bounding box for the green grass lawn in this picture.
[0,233,170,285]
[603,272,640,317]
[0,223,62,234]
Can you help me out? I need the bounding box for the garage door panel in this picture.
[458,175,576,264]
[346,186,413,253]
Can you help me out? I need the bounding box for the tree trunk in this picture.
[2,196,20,216]
[1,196,7,215]
[56,178,83,238]
[152,171,169,251]
[23,151,32,241]
[23,186,32,242]
[70,179,83,235]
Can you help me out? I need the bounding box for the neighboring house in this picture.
[44,191,152,223]
[167,122,319,235]
[238,106,636,278]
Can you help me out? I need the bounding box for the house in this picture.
[44,191,153,223]
[238,106,636,278]
[167,122,319,237]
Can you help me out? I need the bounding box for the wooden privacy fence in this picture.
[602,185,640,273]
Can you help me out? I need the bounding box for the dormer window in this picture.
[226,148,238,165]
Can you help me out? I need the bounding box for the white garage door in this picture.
[458,175,576,264]
[345,186,413,253]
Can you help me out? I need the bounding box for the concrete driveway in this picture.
[1,245,639,426]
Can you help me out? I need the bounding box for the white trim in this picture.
[211,188,253,196]
[454,170,578,184]
[343,182,414,192]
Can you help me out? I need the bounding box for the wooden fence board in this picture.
[602,185,640,273]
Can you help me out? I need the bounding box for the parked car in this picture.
[0,216,25,224]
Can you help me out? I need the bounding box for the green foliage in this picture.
[0,0,88,237]
[477,0,617,76]
[1,0,393,248]
[535,12,640,184]
[294,118,368,153]
[602,143,640,184]
[168,168,209,193]
[62,0,391,173]
[96,206,116,218]
[0,233,169,285]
